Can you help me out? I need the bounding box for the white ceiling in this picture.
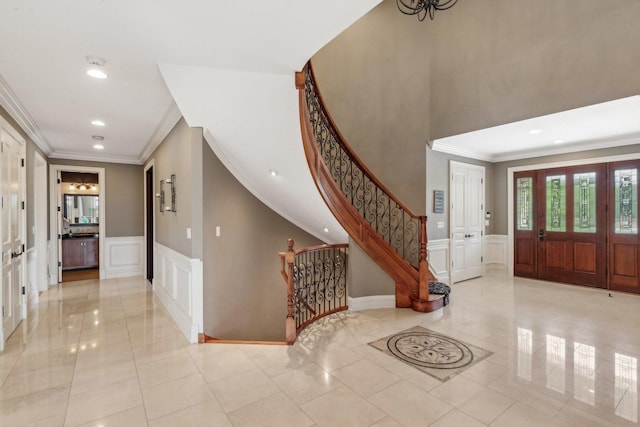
[0,0,381,242]
[432,95,640,162]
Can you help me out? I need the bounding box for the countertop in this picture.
[62,233,99,239]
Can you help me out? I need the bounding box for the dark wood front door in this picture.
[514,164,608,289]
[608,160,640,293]
[536,164,607,287]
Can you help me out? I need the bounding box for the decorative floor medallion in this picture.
[369,326,492,382]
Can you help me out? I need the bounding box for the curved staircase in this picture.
[296,63,445,312]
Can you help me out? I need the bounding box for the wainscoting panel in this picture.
[103,236,144,279]
[427,239,450,284]
[153,242,203,343]
[484,235,508,272]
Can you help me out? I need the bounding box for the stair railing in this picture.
[296,62,437,311]
[279,239,348,345]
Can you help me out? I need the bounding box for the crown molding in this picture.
[48,151,142,165]
[0,72,52,156]
[490,133,640,163]
[430,141,494,162]
[433,133,640,163]
[138,101,182,163]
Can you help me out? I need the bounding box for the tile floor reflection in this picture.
[0,274,639,426]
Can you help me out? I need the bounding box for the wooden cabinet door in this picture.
[84,239,99,268]
[62,239,84,269]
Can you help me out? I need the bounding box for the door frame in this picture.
[33,151,48,293]
[144,159,154,284]
[0,115,27,351]
[507,153,640,277]
[49,164,106,284]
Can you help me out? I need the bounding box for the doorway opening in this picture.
[145,164,154,284]
[49,165,106,285]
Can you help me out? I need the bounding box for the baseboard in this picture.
[103,236,144,279]
[153,242,203,343]
[348,295,395,311]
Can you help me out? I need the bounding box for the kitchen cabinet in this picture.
[62,237,99,270]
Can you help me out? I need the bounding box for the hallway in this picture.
[0,274,639,426]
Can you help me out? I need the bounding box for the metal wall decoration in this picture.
[156,174,176,213]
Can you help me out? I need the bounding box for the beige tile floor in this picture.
[1,273,639,426]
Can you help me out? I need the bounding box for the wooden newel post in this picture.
[285,239,297,345]
[418,216,430,301]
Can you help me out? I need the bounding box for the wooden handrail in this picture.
[297,61,441,313]
[298,63,421,219]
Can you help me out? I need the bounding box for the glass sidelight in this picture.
[517,177,533,231]
[614,169,638,235]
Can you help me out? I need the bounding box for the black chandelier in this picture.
[396,0,458,21]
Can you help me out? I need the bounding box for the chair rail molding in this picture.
[103,236,145,279]
[153,242,203,343]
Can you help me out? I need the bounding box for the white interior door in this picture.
[450,161,485,283]
[1,128,25,341]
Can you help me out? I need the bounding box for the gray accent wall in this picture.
[429,0,640,139]
[49,159,143,238]
[148,118,203,259]
[312,0,431,215]
[202,138,323,341]
[347,237,394,298]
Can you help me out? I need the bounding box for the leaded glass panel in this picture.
[517,177,533,231]
[573,172,596,233]
[615,169,638,234]
[546,175,566,232]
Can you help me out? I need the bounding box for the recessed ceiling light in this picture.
[269,169,278,177]
[87,68,108,79]
[91,120,105,127]
[93,144,104,150]
[529,129,542,135]
[553,139,565,144]
[323,227,330,233]
[86,56,108,79]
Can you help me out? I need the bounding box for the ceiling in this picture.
[432,95,640,163]
[0,0,381,243]
[0,1,380,165]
